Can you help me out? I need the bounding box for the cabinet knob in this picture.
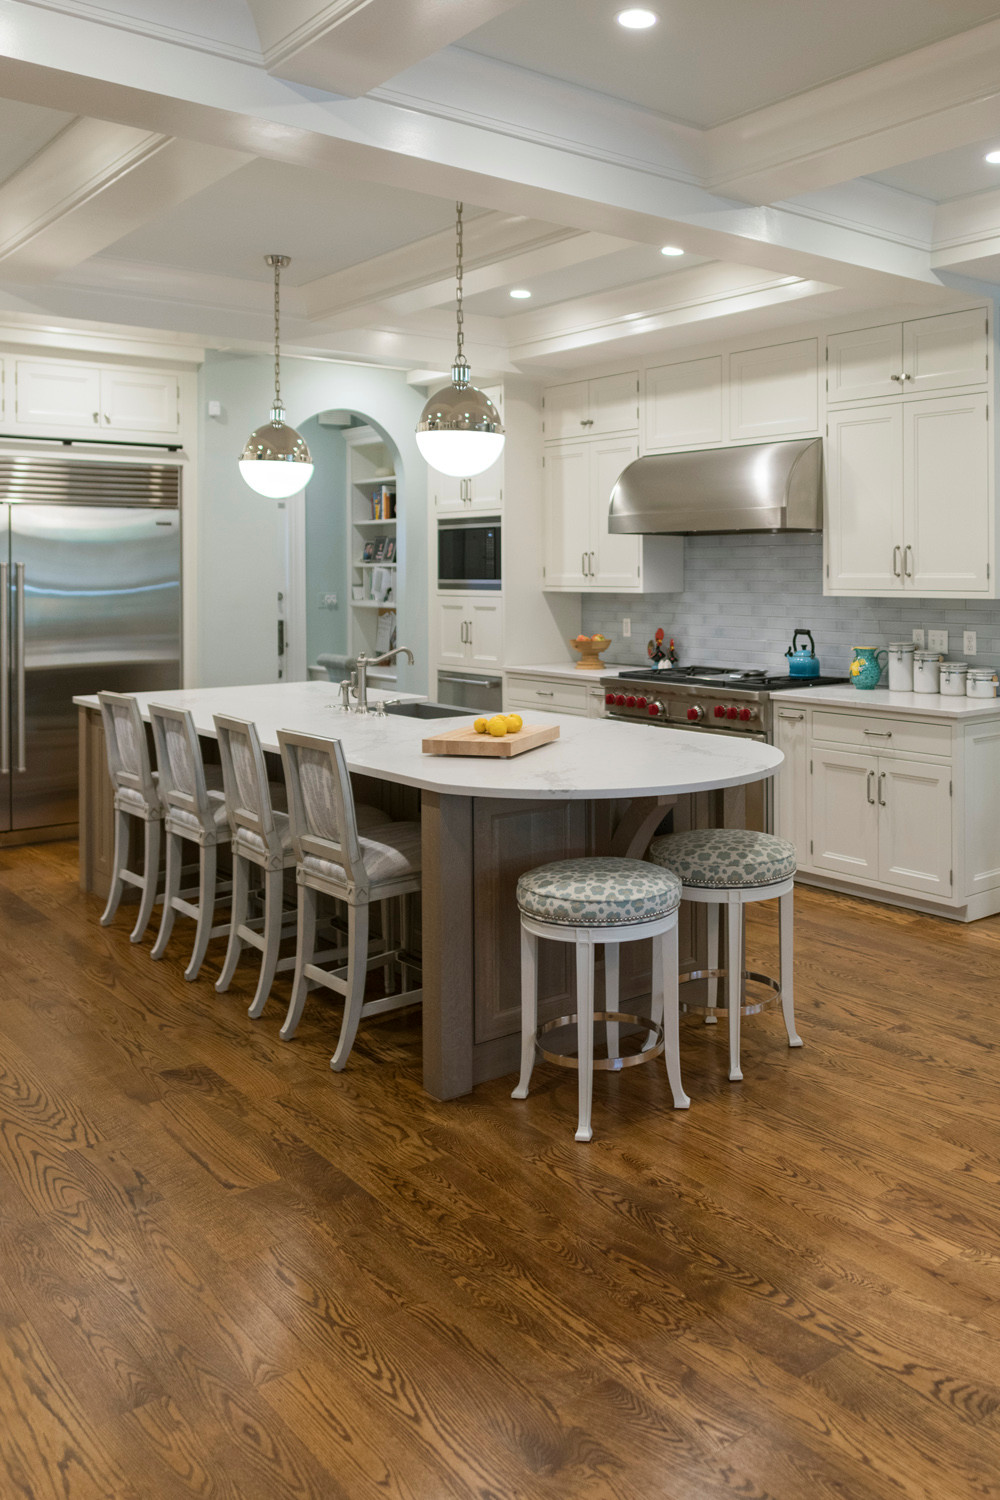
[92,411,100,423]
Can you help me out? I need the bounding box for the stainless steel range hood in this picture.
[608,437,823,535]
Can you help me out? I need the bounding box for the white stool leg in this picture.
[726,893,743,1082]
[281,883,317,1041]
[604,943,620,1062]
[248,868,284,1019]
[511,924,538,1100]
[129,818,160,944]
[150,831,182,960]
[331,902,369,1072]
[216,853,249,994]
[645,931,664,1053]
[661,919,689,1109]
[779,889,802,1048]
[184,842,217,982]
[100,808,130,925]
[705,900,720,1023]
[575,937,595,1143]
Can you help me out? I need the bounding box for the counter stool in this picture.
[97,690,163,943]
[149,703,231,982]
[512,857,687,1143]
[647,829,802,1082]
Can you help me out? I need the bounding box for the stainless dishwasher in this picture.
[436,670,503,713]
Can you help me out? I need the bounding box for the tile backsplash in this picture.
[581,534,1000,674]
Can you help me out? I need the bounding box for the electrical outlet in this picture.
[964,630,977,656]
[912,628,925,647]
[622,617,631,638]
[928,629,948,653]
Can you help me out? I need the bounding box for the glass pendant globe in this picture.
[416,380,505,477]
[239,411,314,497]
[416,427,504,478]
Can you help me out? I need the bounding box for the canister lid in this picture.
[968,667,998,679]
[888,641,915,650]
[914,650,943,660]
[940,661,968,673]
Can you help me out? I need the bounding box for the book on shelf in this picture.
[370,484,395,521]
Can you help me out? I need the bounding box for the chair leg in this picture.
[511,925,539,1100]
[779,889,802,1048]
[727,895,743,1082]
[705,901,720,1023]
[661,921,690,1109]
[644,932,664,1052]
[184,842,217,983]
[248,868,284,1019]
[604,943,620,1062]
[381,898,396,995]
[150,831,182,960]
[330,902,369,1073]
[100,809,130,926]
[575,938,595,1142]
[129,818,160,943]
[216,853,249,994]
[281,884,317,1041]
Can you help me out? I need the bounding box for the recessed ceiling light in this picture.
[985,150,1000,163]
[660,245,684,256]
[617,8,658,29]
[509,288,532,299]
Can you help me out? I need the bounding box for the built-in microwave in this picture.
[437,516,501,591]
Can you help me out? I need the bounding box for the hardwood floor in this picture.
[2,840,1000,1498]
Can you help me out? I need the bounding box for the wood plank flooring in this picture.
[2,840,1000,1499]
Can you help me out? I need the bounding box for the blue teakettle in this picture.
[785,629,820,678]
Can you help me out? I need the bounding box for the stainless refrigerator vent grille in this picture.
[0,458,180,507]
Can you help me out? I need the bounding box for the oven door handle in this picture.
[14,563,25,773]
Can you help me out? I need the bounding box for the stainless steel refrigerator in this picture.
[0,455,182,839]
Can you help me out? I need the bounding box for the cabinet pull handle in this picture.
[863,728,891,737]
[866,769,875,805]
[581,552,587,577]
[103,412,110,423]
[467,620,473,645]
[878,770,887,806]
[536,690,555,697]
[778,711,804,720]
[92,411,100,423]
[892,544,901,577]
[901,373,911,382]
[903,544,913,578]
[890,373,903,383]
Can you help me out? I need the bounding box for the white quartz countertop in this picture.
[780,684,1000,719]
[76,680,782,801]
[504,661,633,682]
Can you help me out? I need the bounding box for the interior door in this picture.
[9,505,180,832]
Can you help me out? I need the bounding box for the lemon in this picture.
[487,715,508,737]
[505,713,523,733]
[474,717,489,734]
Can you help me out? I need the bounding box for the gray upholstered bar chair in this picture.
[149,702,231,982]
[277,728,422,1071]
[647,829,802,1082]
[97,690,163,943]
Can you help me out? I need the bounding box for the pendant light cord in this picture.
[454,201,465,371]
[273,256,282,411]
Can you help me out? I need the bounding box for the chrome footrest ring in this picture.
[679,967,782,1018]
[536,1011,664,1073]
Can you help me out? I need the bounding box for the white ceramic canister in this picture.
[967,668,999,699]
[939,661,968,697]
[887,641,915,693]
[913,650,943,694]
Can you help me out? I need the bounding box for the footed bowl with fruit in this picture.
[570,633,613,671]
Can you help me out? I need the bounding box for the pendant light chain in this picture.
[454,201,465,368]
[273,256,282,412]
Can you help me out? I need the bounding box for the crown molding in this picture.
[13,0,263,64]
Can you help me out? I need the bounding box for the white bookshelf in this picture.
[346,427,400,678]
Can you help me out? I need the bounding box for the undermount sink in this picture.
[382,700,468,719]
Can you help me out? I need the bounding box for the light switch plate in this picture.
[622,617,631,638]
[928,629,948,652]
[912,628,925,647]
[964,630,977,655]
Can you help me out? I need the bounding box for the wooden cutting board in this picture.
[422,723,560,758]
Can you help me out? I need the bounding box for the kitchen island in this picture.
[76,682,782,1097]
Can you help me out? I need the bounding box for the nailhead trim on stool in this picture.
[648,828,796,888]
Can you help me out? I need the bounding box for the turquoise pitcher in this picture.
[851,646,887,690]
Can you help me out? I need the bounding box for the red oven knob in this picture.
[626,695,637,707]
[615,694,626,706]
[726,706,739,720]
[648,701,662,716]
[687,705,704,722]
[636,696,647,709]
[713,705,726,718]
[739,707,753,721]
[605,692,615,705]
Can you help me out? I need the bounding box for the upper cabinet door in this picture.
[644,356,723,452]
[431,472,466,512]
[826,324,903,404]
[15,360,101,429]
[468,597,504,668]
[826,403,904,594]
[542,443,590,590]
[902,309,989,396]
[588,371,639,436]
[542,379,589,441]
[590,437,640,590]
[729,339,818,441]
[904,393,990,595]
[99,369,179,434]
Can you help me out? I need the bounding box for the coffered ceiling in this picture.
[2,0,1000,375]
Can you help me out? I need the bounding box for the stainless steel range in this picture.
[600,664,850,829]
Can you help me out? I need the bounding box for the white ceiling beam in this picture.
[0,116,250,282]
[248,0,527,95]
[932,187,1000,271]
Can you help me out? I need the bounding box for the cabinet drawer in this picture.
[811,711,952,758]
[505,676,589,714]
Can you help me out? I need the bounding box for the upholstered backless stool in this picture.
[512,857,688,1143]
[647,829,802,1082]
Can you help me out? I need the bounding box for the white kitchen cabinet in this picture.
[826,308,988,404]
[591,435,643,589]
[12,356,184,437]
[810,748,880,881]
[505,672,610,719]
[431,472,467,513]
[773,705,809,864]
[729,339,818,440]
[16,359,102,429]
[436,597,470,667]
[541,442,590,588]
[428,388,503,508]
[643,356,723,452]
[826,393,991,597]
[100,368,178,433]
[542,371,638,441]
[877,757,952,897]
[0,355,8,424]
[434,593,502,669]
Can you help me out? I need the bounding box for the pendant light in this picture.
[239,254,314,498]
[416,203,505,477]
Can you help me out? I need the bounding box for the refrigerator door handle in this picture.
[0,562,8,775]
[15,562,25,772]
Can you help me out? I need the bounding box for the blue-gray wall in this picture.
[300,415,348,665]
[582,533,1000,675]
